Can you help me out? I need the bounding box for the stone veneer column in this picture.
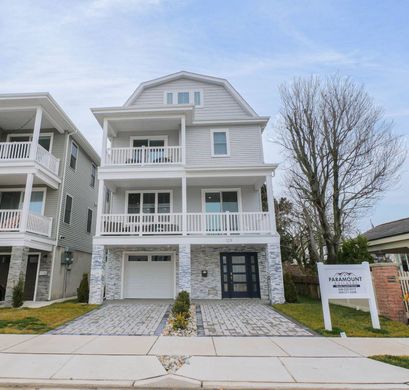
[266,242,285,304]
[4,246,29,304]
[89,244,105,304]
[105,249,122,300]
[178,243,191,294]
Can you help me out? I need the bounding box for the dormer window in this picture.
[164,90,203,107]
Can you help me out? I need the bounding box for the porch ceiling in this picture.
[0,109,55,131]
[109,117,181,134]
[0,173,53,187]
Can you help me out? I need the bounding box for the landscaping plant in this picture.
[172,313,189,330]
[171,290,191,329]
[12,276,24,308]
[77,273,89,303]
[283,273,298,303]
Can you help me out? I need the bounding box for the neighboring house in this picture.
[0,93,100,304]
[364,217,409,272]
[89,71,284,304]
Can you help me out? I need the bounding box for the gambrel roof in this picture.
[124,71,259,117]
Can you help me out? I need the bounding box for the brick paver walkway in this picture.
[51,301,169,336]
[198,300,312,336]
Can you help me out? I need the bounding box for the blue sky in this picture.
[0,0,408,231]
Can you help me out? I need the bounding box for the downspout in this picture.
[47,129,72,300]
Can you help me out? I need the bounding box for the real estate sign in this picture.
[317,262,380,331]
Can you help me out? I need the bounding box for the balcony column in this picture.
[30,106,43,160]
[182,176,187,235]
[181,115,186,165]
[101,119,108,167]
[265,174,277,233]
[178,243,191,294]
[95,179,105,236]
[20,173,34,232]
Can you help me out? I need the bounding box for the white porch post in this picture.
[101,119,108,167]
[30,106,43,160]
[266,174,277,233]
[95,179,105,236]
[20,173,34,232]
[181,115,186,165]
[182,175,187,235]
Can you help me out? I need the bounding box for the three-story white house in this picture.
[0,93,99,304]
[89,71,284,304]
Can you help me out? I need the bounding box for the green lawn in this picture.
[370,355,409,370]
[273,297,409,337]
[0,300,97,334]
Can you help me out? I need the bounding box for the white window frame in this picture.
[201,188,243,213]
[129,135,169,148]
[163,89,204,107]
[121,251,176,299]
[125,190,173,214]
[64,194,73,224]
[0,187,47,215]
[7,132,54,152]
[86,207,93,234]
[70,141,79,171]
[210,129,230,157]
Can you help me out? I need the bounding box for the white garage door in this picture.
[123,253,174,299]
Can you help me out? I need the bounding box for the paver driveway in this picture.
[51,300,170,336]
[197,300,312,336]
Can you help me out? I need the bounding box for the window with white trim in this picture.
[211,130,229,156]
[86,208,93,233]
[64,194,73,224]
[90,163,96,188]
[127,191,171,214]
[164,90,203,106]
[70,142,78,170]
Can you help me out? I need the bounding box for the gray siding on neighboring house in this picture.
[58,136,99,254]
[132,78,252,120]
[186,125,264,166]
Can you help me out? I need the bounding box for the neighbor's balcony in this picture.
[0,210,52,237]
[100,211,272,236]
[106,146,183,166]
[0,142,60,176]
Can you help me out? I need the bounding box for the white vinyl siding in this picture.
[135,79,251,120]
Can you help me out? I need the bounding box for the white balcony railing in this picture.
[106,146,183,166]
[100,212,271,236]
[0,142,60,175]
[0,209,52,237]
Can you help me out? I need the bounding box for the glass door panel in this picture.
[158,193,170,213]
[142,193,156,214]
[127,193,141,214]
[0,192,21,209]
[29,191,44,214]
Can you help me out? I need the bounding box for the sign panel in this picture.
[317,262,380,331]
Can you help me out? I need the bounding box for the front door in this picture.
[23,254,39,300]
[220,252,260,298]
[0,255,10,301]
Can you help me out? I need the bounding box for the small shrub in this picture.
[172,313,189,330]
[12,277,24,308]
[77,273,89,303]
[177,290,190,305]
[283,273,298,303]
[172,300,190,318]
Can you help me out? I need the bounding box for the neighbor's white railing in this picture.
[100,211,271,236]
[27,212,53,237]
[0,210,21,231]
[36,144,60,175]
[101,213,183,235]
[399,270,409,317]
[0,142,60,175]
[0,209,52,237]
[106,146,183,166]
[0,142,31,160]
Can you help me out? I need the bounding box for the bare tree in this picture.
[277,75,406,263]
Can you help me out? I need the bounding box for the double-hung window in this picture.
[90,163,96,188]
[211,129,229,157]
[86,208,93,233]
[64,194,73,224]
[70,142,78,170]
[164,90,203,106]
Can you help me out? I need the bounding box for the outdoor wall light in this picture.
[201,270,208,277]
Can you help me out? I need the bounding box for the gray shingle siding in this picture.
[58,135,99,254]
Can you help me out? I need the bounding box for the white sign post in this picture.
[317,262,380,331]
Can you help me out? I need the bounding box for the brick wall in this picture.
[371,263,407,323]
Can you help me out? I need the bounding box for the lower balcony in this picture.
[100,212,272,236]
[0,210,52,237]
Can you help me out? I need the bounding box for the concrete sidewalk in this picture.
[0,334,409,388]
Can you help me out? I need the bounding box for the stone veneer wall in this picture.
[4,246,29,303]
[266,242,285,303]
[89,245,106,304]
[190,245,269,300]
[35,252,52,301]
